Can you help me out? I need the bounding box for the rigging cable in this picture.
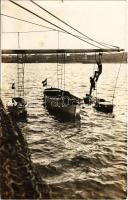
[1,14,121,51]
[1,30,57,34]
[112,52,125,104]
[78,36,119,49]
[9,0,101,48]
[0,13,112,44]
[1,14,58,32]
[57,31,60,88]
[0,14,113,45]
[30,0,119,49]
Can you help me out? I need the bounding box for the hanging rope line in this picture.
[79,36,119,49]
[64,54,67,90]
[2,30,57,34]
[0,13,114,46]
[1,14,118,49]
[30,0,119,49]
[112,52,125,104]
[1,13,58,32]
[9,0,102,48]
[1,13,121,51]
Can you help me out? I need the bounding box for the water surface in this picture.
[2,63,127,199]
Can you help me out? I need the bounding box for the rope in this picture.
[0,13,105,47]
[1,13,57,31]
[57,31,59,88]
[9,0,101,48]
[63,53,66,90]
[30,0,119,49]
[79,36,119,49]
[112,52,125,104]
[2,30,57,34]
[94,64,98,99]
[1,13,120,50]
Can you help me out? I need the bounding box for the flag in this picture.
[42,78,47,87]
[11,82,15,89]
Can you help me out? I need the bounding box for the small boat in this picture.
[93,98,113,113]
[7,97,27,117]
[42,50,82,120]
[43,87,81,119]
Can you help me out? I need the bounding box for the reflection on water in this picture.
[2,63,127,199]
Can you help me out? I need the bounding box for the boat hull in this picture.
[94,100,113,113]
[7,106,27,117]
[43,88,81,119]
[7,97,27,119]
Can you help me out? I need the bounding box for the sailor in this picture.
[94,53,102,82]
[7,99,17,107]
[89,77,95,96]
[85,93,92,105]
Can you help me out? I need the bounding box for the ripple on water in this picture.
[2,63,127,199]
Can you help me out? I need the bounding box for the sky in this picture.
[1,0,127,50]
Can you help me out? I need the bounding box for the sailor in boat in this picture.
[7,82,17,107]
[7,79,27,118]
[7,98,17,107]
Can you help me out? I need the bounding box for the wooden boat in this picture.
[7,97,27,117]
[43,88,81,119]
[93,98,113,113]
